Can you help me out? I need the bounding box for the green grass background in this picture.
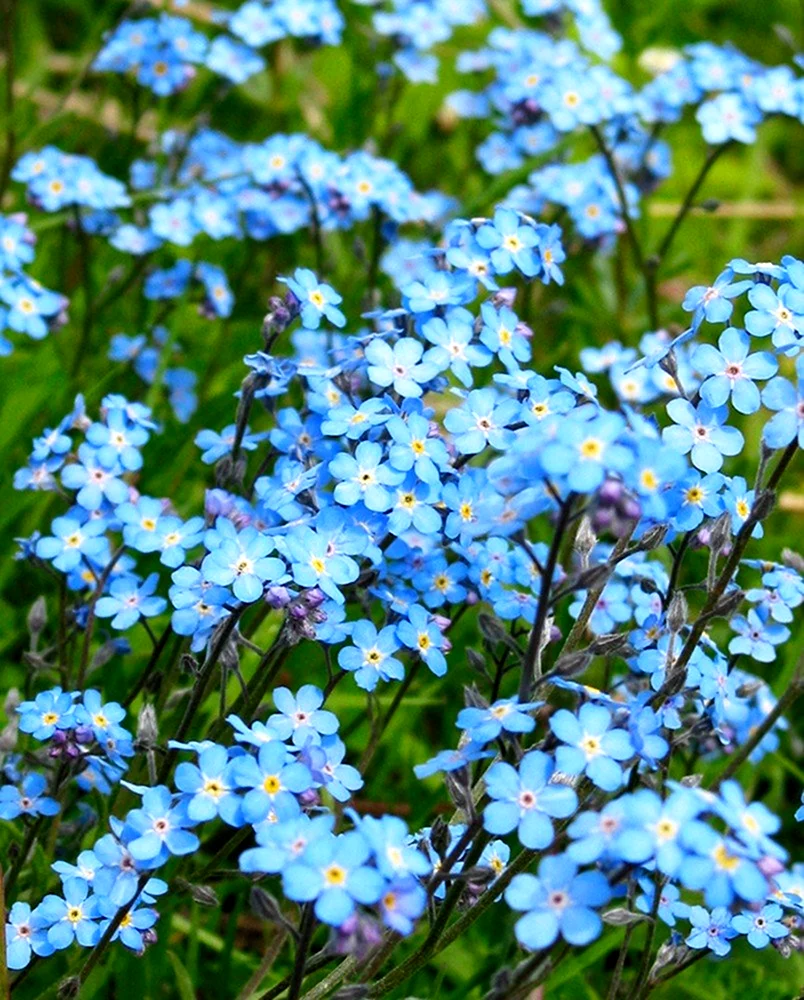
[1,0,803,996]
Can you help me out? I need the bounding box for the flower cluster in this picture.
[447,21,802,242]
[95,4,343,94]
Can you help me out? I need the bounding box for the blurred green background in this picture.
[1,0,803,997]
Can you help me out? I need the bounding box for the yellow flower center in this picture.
[579,438,603,460]
[324,864,347,886]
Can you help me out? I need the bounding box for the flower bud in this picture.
[27,597,47,642]
[639,524,668,550]
[603,908,649,926]
[137,704,159,747]
[667,592,687,634]
[711,588,745,619]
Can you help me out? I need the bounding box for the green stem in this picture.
[288,905,316,1000]
[518,493,574,700]
[654,142,734,263]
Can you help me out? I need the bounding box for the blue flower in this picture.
[422,312,491,388]
[281,268,346,329]
[505,854,611,950]
[691,327,777,414]
[37,878,101,951]
[387,412,449,484]
[745,282,804,347]
[685,905,736,956]
[722,476,763,538]
[669,470,724,531]
[615,788,703,875]
[283,525,359,604]
[479,302,531,368]
[678,824,767,907]
[682,267,751,329]
[18,687,76,740]
[696,93,760,145]
[662,399,743,473]
[301,735,363,803]
[761,355,804,450]
[378,878,426,936]
[567,799,633,865]
[413,741,493,780]
[195,424,266,464]
[541,413,633,493]
[240,813,335,875]
[5,901,54,969]
[550,704,634,791]
[338,621,405,692]
[122,785,200,864]
[396,604,448,676]
[268,685,339,747]
[444,387,518,455]
[97,897,158,952]
[483,751,578,849]
[329,440,403,512]
[85,409,149,471]
[34,514,108,573]
[95,573,167,630]
[475,209,539,277]
[731,903,789,949]
[387,476,442,537]
[635,878,690,928]
[729,608,790,662]
[61,443,129,509]
[365,337,444,398]
[0,772,60,820]
[175,744,243,826]
[202,522,286,603]
[457,697,540,744]
[359,815,431,880]
[282,830,385,926]
[234,741,313,824]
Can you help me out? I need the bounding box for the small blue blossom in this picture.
[505,854,612,950]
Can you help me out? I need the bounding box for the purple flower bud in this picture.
[302,587,326,609]
[298,788,320,808]
[599,478,624,505]
[205,488,235,519]
[265,586,291,609]
[758,855,786,877]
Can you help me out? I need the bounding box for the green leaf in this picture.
[167,950,197,1000]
